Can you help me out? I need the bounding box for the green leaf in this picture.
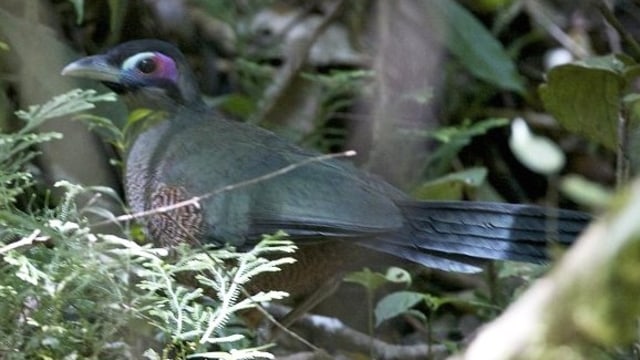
[384,267,412,285]
[428,0,524,92]
[4,253,50,286]
[418,118,508,177]
[574,53,636,72]
[374,291,425,327]
[560,174,612,209]
[68,0,84,24]
[344,268,389,291]
[413,167,487,200]
[14,89,116,134]
[107,0,127,40]
[539,54,637,150]
[218,93,257,119]
[429,118,509,144]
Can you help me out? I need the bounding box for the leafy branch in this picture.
[0,90,298,359]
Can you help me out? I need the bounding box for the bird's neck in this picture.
[121,88,206,113]
[122,100,208,149]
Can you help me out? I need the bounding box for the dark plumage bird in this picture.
[62,40,590,296]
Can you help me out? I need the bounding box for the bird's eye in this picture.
[136,58,157,74]
[122,52,160,74]
[121,51,178,82]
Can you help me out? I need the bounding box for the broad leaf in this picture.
[428,0,524,92]
[375,291,425,327]
[539,54,638,150]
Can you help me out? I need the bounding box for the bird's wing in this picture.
[154,111,406,246]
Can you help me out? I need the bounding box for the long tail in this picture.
[358,201,591,273]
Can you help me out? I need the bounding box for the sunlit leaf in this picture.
[509,118,565,174]
[561,174,612,209]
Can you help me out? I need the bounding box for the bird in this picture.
[61,39,590,298]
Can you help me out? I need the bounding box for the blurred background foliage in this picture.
[1,0,639,359]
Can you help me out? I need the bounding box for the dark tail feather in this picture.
[361,201,591,273]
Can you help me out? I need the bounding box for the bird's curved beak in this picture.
[61,55,121,84]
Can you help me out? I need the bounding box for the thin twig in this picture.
[616,106,631,187]
[248,288,323,353]
[524,0,590,59]
[596,0,640,60]
[266,303,446,359]
[0,229,47,254]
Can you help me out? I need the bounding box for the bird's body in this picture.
[126,104,407,248]
[62,40,590,296]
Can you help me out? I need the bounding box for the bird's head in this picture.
[62,39,204,111]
